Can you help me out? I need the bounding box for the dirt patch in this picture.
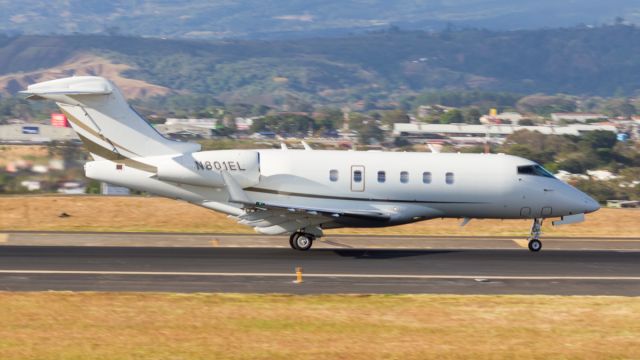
[0,53,172,98]
[0,145,49,167]
[0,195,637,237]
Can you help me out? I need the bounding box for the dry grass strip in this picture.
[0,292,638,360]
[1,195,638,237]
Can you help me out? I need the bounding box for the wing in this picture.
[221,171,389,235]
[232,204,389,235]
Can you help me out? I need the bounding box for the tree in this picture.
[602,99,636,117]
[581,130,617,151]
[358,122,384,145]
[573,179,619,203]
[516,95,576,116]
[440,109,464,124]
[558,157,587,174]
[315,108,343,130]
[380,110,409,126]
[463,108,481,124]
[250,114,316,135]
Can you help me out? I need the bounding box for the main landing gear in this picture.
[527,218,543,252]
[289,231,315,251]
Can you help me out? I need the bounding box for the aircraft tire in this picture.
[294,233,314,251]
[528,239,542,252]
[289,233,299,250]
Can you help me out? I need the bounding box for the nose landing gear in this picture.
[289,231,315,251]
[527,218,543,252]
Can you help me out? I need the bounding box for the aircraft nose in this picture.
[584,196,600,214]
[561,184,600,214]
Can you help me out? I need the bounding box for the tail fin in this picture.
[22,76,200,165]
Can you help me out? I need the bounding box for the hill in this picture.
[0,53,172,98]
[1,26,640,105]
[1,0,639,39]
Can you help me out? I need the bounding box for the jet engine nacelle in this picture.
[156,150,260,188]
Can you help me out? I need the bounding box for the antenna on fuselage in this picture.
[280,143,289,150]
[301,141,313,150]
[484,125,491,154]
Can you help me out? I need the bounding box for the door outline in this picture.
[351,165,365,192]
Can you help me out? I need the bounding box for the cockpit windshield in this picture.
[517,164,556,179]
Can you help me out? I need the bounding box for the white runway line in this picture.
[0,269,639,281]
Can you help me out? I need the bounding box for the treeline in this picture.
[499,130,640,201]
[3,25,640,107]
[500,130,639,173]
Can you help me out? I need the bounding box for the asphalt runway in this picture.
[0,245,638,295]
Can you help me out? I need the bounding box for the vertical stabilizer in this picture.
[22,76,200,168]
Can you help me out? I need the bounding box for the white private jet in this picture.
[22,76,600,251]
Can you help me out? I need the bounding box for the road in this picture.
[0,244,638,295]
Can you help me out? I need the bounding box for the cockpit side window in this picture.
[517,165,556,178]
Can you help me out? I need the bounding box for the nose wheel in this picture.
[289,232,315,251]
[527,218,543,252]
[528,239,542,252]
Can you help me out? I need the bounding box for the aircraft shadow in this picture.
[327,249,458,259]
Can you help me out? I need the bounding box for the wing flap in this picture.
[221,173,390,234]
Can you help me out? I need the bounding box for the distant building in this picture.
[0,123,78,143]
[417,105,455,119]
[551,113,607,123]
[20,180,41,191]
[586,170,618,181]
[393,123,618,145]
[606,200,640,208]
[50,113,70,128]
[155,118,219,139]
[101,182,130,196]
[234,117,255,131]
[480,112,524,125]
[555,170,589,182]
[249,131,276,139]
[57,181,85,194]
[164,118,218,127]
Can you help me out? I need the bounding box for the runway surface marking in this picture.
[319,239,353,248]
[512,239,529,248]
[1,269,639,281]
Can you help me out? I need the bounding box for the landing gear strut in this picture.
[527,218,543,252]
[289,232,315,251]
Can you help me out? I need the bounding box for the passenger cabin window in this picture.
[445,172,454,185]
[353,170,363,183]
[400,171,409,184]
[422,172,432,184]
[517,165,556,178]
[377,171,386,183]
[330,169,338,182]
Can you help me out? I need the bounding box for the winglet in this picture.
[280,143,288,150]
[220,171,252,205]
[301,141,312,150]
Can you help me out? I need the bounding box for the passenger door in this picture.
[351,165,365,192]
